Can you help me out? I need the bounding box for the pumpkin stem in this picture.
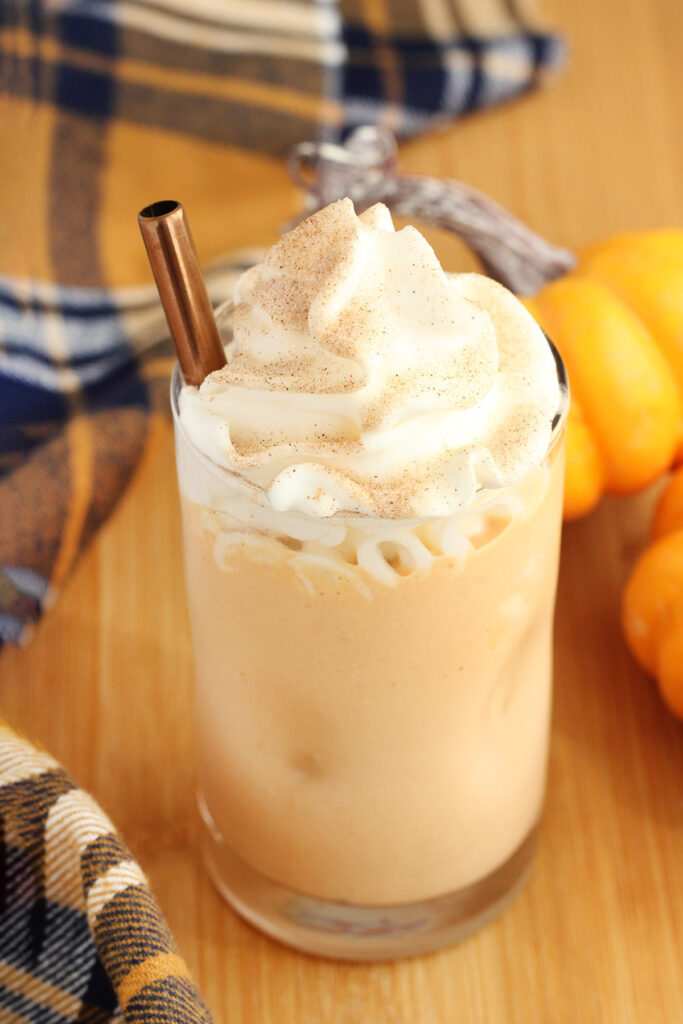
[289,127,576,295]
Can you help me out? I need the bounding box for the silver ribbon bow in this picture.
[288,126,575,295]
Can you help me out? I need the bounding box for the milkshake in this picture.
[173,199,567,958]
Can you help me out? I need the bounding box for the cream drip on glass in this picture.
[178,198,560,520]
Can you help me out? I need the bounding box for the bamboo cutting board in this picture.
[1,0,682,1020]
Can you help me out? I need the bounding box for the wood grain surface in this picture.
[2,0,682,1021]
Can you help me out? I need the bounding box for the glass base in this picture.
[199,794,538,961]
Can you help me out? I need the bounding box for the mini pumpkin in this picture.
[622,467,683,720]
[524,230,683,519]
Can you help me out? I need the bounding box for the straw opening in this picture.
[140,200,179,219]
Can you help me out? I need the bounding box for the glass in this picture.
[171,302,569,960]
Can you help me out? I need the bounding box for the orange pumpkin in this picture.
[622,467,683,720]
[524,230,683,519]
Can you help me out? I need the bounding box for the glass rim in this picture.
[170,301,569,526]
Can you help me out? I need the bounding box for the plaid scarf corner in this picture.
[0,721,213,1024]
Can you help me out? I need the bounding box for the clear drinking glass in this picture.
[172,302,569,960]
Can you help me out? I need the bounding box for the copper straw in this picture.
[138,200,226,386]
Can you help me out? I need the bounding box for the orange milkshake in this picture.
[173,199,567,958]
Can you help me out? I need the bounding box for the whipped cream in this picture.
[178,199,560,519]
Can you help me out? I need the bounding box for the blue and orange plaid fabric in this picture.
[0,721,212,1023]
[0,0,564,646]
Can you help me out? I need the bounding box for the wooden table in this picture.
[2,0,682,1020]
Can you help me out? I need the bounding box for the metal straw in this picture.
[138,200,227,386]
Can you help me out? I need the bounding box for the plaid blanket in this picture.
[0,720,212,1023]
[0,0,564,646]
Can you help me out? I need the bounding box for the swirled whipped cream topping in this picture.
[179,199,560,519]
